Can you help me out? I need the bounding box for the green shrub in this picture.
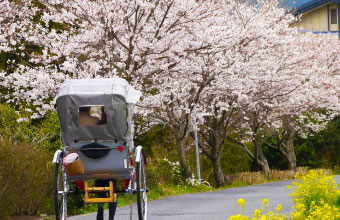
[0,103,30,143]
[289,170,339,215]
[145,156,184,188]
[0,141,54,218]
[0,103,60,152]
[288,170,340,219]
[29,111,61,153]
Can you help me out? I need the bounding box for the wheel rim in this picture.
[54,159,68,220]
[137,155,147,220]
[141,157,147,218]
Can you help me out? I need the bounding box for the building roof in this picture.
[294,0,340,15]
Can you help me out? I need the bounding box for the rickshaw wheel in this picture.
[54,157,68,220]
[136,154,147,220]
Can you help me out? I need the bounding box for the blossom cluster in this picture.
[2,0,340,123]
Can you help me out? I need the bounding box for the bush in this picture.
[289,170,340,218]
[227,169,339,220]
[291,201,340,220]
[145,156,183,188]
[0,103,30,143]
[28,111,61,152]
[0,103,61,151]
[0,141,54,218]
[294,116,340,169]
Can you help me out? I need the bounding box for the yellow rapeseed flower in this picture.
[228,170,340,220]
[254,209,261,217]
[276,204,282,213]
[238,198,246,207]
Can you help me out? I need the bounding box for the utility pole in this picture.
[192,108,201,184]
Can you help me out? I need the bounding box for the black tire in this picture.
[136,154,147,220]
[54,157,67,220]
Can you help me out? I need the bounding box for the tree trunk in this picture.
[173,129,192,179]
[255,143,272,180]
[211,156,230,187]
[278,117,297,171]
[281,134,297,171]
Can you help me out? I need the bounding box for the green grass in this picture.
[332,171,340,175]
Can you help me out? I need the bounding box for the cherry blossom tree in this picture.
[1,0,224,178]
[229,30,340,177]
[139,0,305,183]
[2,0,340,183]
[265,33,340,171]
[191,0,311,180]
[194,0,340,179]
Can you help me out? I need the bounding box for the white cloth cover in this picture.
[54,78,142,104]
[54,77,141,150]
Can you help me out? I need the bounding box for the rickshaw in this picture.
[52,78,147,220]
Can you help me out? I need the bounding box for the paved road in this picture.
[69,176,340,220]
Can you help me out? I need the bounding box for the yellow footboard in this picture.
[84,181,116,203]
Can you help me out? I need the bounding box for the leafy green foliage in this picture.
[29,111,61,152]
[220,142,251,174]
[135,124,175,159]
[0,104,60,217]
[262,138,289,170]
[294,116,340,168]
[0,103,30,143]
[0,141,54,218]
[294,135,318,168]
[0,103,60,151]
